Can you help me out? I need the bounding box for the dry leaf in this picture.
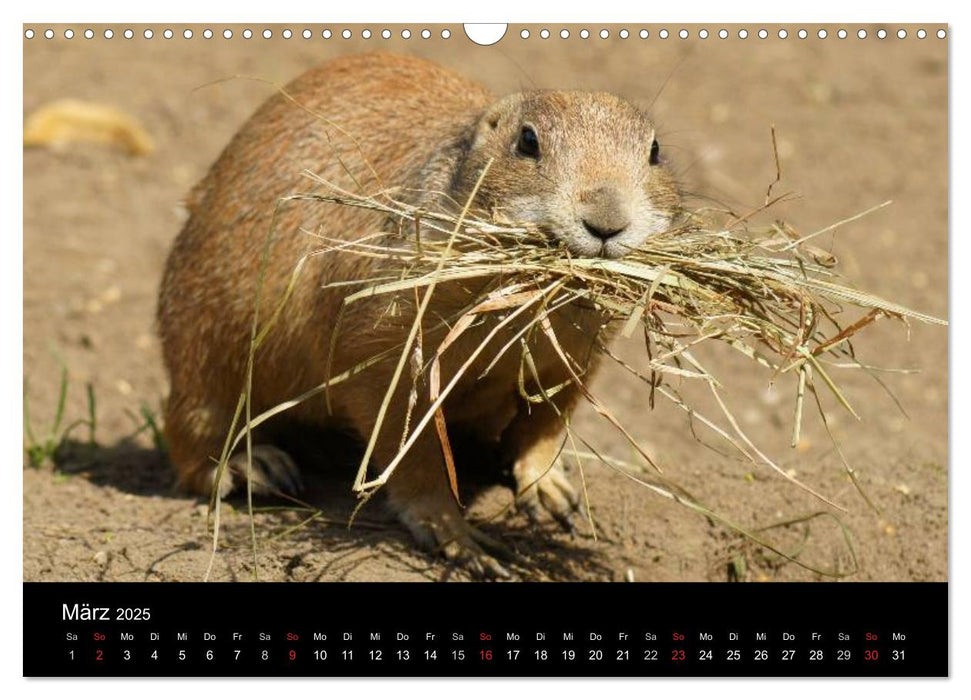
[24,99,154,155]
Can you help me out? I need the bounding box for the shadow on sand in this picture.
[49,425,614,582]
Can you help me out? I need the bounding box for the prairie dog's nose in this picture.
[579,186,631,240]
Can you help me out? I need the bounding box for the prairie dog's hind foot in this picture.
[200,445,304,499]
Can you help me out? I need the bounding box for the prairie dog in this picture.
[157,53,681,576]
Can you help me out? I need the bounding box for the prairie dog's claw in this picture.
[221,445,303,496]
[395,495,513,579]
[514,458,580,531]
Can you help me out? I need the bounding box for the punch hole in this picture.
[699,29,709,39]
[282,29,292,39]
[540,28,550,39]
[837,29,847,39]
[64,29,74,39]
[85,29,94,39]
[619,29,629,39]
[897,29,906,39]
[797,29,807,39]
[302,29,311,39]
[342,29,352,39]
[738,29,748,39]
[937,29,946,39]
[464,24,507,46]
[560,29,570,39]
[223,29,232,39]
[778,29,788,39]
[580,29,589,39]
[441,29,451,39]
[124,29,134,39]
[639,29,649,39]
[262,29,272,39]
[44,29,54,39]
[421,29,430,39]
[659,29,669,39]
[758,29,768,39]
[858,29,867,39]
[718,29,728,39]
[679,29,689,39]
[24,28,34,39]
[402,29,411,39]
[817,29,827,39]
[381,29,390,39]
[877,29,887,39]
[600,29,609,39]
[163,29,173,39]
[242,29,252,40]
[203,29,213,39]
[144,28,154,39]
[917,29,926,39]
[362,29,372,39]
[520,29,530,39]
[184,29,193,39]
[105,29,114,39]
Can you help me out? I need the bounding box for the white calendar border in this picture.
[4,0,965,697]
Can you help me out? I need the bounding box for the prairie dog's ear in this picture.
[472,93,525,146]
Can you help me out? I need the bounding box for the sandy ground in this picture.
[23,24,947,582]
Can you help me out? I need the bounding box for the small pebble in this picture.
[742,408,759,425]
[172,164,194,187]
[809,82,834,104]
[761,386,782,406]
[99,285,122,304]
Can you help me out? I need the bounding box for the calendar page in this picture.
[21,20,948,678]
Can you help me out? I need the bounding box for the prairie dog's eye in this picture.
[516,124,540,159]
[649,138,660,166]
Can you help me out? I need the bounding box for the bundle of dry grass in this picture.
[211,166,945,579]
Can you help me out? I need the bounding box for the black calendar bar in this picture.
[23,582,947,677]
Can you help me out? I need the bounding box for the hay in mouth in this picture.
[209,163,946,579]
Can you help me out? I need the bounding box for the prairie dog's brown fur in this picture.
[157,53,681,576]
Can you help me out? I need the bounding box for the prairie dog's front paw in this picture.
[393,495,512,579]
[514,456,580,530]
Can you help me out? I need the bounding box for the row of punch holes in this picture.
[24,26,947,42]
